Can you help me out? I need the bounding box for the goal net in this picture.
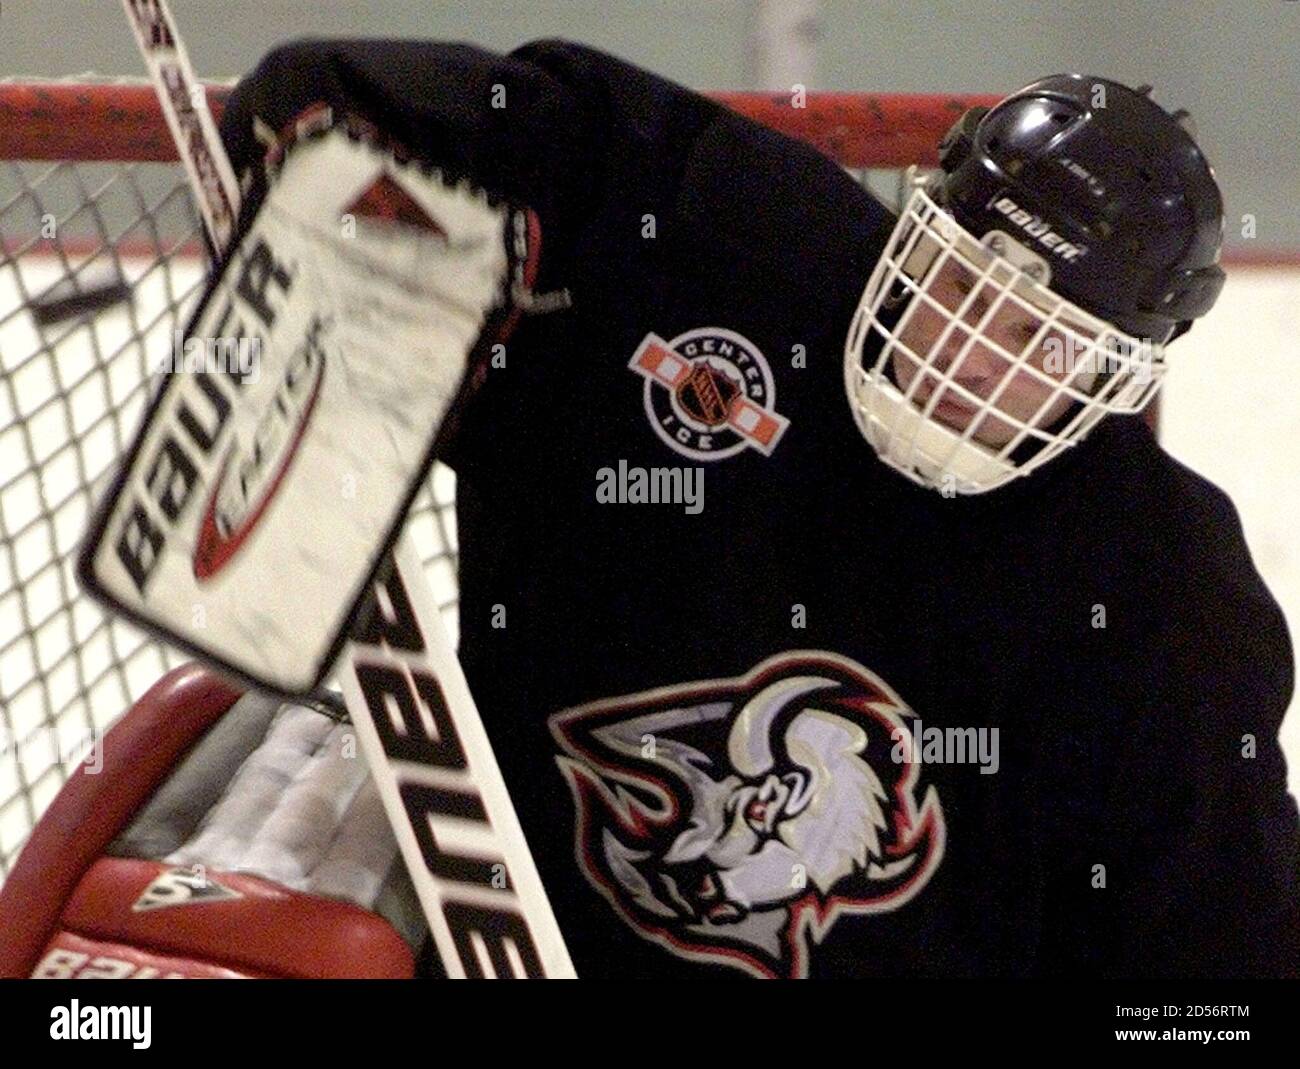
[0,79,989,883]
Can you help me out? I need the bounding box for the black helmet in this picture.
[934,74,1225,344]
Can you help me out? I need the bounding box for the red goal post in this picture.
[0,82,999,165]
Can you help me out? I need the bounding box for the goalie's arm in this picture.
[213,38,617,464]
[218,37,596,276]
[1062,484,1300,978]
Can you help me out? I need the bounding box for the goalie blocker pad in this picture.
[77,111,543,697]
[0,664,426,979]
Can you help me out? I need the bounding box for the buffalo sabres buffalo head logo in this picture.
[549,651,944,978]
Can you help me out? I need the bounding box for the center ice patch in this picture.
[629,328,789,461]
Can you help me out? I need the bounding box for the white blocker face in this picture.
[844,187,1166,494]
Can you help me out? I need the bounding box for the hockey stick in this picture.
[121,0,237,250]
[118,0,575,978]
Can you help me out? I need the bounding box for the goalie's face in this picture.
[844,188,1166,494]
[888,256,1080,448]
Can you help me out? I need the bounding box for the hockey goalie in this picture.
[3,37,1298,979]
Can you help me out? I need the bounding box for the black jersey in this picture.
[220,38,1299,978]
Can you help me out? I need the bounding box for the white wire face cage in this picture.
[844,187,1168,495]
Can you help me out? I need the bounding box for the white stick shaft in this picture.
[338,539,576,978]
[120,0,239,248]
